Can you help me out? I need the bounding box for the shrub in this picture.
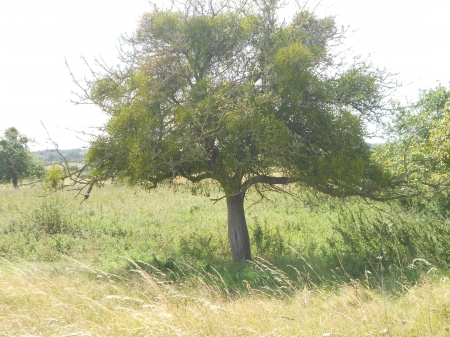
[30,197,73,235]
[42,165,64,191]
[251,217,285,257]
[179,230,229,261]
[329,205,450,276]
[397,192,450,219]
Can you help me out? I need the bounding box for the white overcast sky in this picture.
[0,0,449,150]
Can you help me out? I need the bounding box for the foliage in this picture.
[397,190,450,218]
[374,85,450,202]
[251,217,285,256]
[42,165,65,191]
[29,197,76,235]
[73,0,398,261]
[85,0,394,196]
[329,205,450,276]
[0,127,44,187]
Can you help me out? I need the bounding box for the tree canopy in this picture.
[0,127,43,188]
[374,85,450,199]
[75,0,397,261]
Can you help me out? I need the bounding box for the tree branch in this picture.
[242,175,293,193]
[181,171,214,183]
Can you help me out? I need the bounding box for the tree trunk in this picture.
[12,176,18,189]
[227,192,252,261]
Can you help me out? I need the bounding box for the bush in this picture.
[397,192,450,219]
[328,205,450,275]
[179,230,229,261]
[251,217,284,257]
[30,197,74,235]
[42,165,64,191]
[0,196,86,261]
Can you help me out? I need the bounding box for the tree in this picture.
[73,0,397,261]
[0,127,43,188]
[374,85,450,200]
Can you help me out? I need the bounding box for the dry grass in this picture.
[1,258,450,336]
[2,184,450,335]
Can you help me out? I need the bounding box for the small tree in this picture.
[0,127,42,188]
[42,165,65,191]
[72,0,398,261]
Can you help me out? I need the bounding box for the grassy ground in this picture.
[1,258,450,336]
[1,183,449,335]
[0,184,341,273]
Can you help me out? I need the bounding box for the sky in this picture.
[0,0,449,150]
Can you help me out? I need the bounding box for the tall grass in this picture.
[1,183,450,334]
[1,257,449,336]
[1,184,337,270]
[1,184,448,283]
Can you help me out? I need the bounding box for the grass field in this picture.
[1,183,450,336]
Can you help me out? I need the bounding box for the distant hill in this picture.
[33,148,87,163]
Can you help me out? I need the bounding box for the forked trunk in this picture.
[226,192,252,261]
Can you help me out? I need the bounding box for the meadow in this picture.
[1,183,450,336]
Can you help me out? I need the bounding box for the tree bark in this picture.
[12,176,18,189]
[226,192,252,261]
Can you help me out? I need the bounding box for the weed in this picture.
[29,197,73,235]
[251,217,285,257]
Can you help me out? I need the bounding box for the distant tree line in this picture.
[34,149,87,163]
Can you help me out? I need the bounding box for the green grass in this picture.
[1,184,334,268]
[1,183,446,288]
[1,183,450,335]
